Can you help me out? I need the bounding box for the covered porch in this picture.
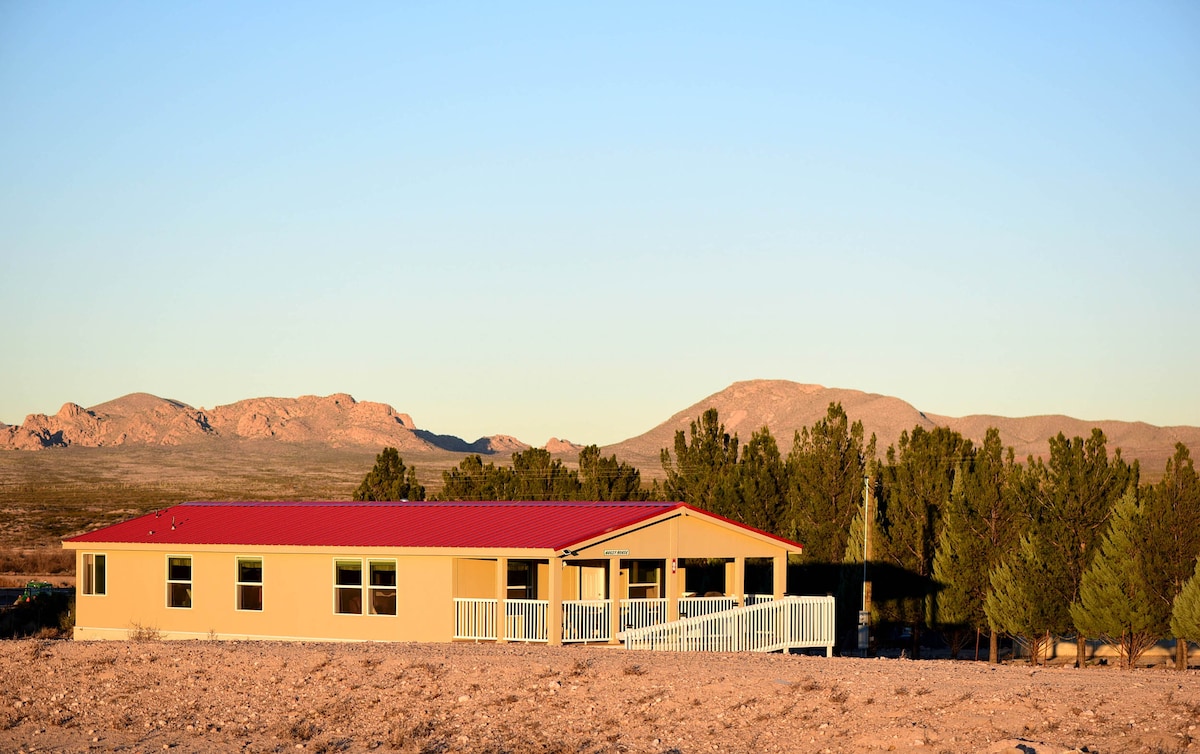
[451,553,790,645]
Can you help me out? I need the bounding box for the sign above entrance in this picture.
[603,549,629,556]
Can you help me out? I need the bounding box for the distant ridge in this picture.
[4,382,1198,478]
[0,393,526,455]
[602,380,1200,479]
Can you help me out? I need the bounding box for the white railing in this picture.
[678,595,737,618]
[619,598,668,632]
[454,598,497,640]
[562,599,612,643]
[743,593,775,606]
[622,595,836,655]
[505,599,549,642]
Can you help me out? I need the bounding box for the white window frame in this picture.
[235,557,263,612]
[333,559,364,615]
[82,552,107,596]
[167,554,193,609]
[367,559,397,617]
[332,558,398,617]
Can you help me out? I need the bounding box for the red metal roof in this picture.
[64,501,693,551]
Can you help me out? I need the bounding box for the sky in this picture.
[2,2,1198,446]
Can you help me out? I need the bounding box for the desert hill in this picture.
[0,393,529,456]
[4,381,1198,477]
[603,380,1200,478]
[602,380,934,470]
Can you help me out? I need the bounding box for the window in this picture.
[368,561,397,616]
[628,560,661,599]
[236,558,263,611]
[334,560,363,614]
[167,556,192,608]
[334,559,398,616]
[82,553,106,596]
[507,561,535,599]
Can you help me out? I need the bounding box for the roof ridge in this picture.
[179,500,676,507]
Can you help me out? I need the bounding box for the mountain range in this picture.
[4,381,1198,477]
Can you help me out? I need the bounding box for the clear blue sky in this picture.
[2,1,1197,446]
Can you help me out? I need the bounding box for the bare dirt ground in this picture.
[2,640,1197,754]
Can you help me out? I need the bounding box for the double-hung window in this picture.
[167,556,192,608]
[82,553,106,596]
[333,559,397,616]
[334,560,363,614]
[368,561,397,616]
[236,558,263,611]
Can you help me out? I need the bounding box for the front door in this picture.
[579,565,606,600]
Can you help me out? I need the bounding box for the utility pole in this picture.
[858,474,872,656]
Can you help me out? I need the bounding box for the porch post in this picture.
[495,557,507,643]
[733,556,745,605]
[772,553,786,600]
[548,557,563,646]
[608,556,621,645]
[667,519,680,621]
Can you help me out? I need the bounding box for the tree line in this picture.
[354,403,1200,668]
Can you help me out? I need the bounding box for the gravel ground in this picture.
[2,639,1198,754]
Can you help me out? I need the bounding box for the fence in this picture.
[455,595,835,653]
[619,598,668,632]
[622,595,835,654]
[454,598,497,641]
[562,599,612,643]
[677,595,737,618]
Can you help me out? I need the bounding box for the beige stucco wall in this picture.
[455,558,497,599]
[70,547,455,642]
[569,514,789,561]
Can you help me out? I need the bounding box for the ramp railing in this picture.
[621,595,835,655]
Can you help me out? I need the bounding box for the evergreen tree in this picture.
[785,402,876,563]
[353,447,426,501]
[1170,559,1200,670]
[1070,488,1165,668]
[578,445,646,501]
[1024,429,1136,667]
[1140,443,1200,670]
[660,408,740,518]
[734,427,787,533]
[984,536,1058,664]
[931,428,1024,661]
[436,455,513,500]
[510,448,580,500]
[876,425,970,655]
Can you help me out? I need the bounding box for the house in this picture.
[64,500,830,649]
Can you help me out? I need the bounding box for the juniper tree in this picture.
[1169,559,1200,670]
[660,408,740,518]
[984,536,1058,664]
[876,425,970,656]
[784,402,875,563]
[578,445,646,501]
[1070,488,1165,668]
[1140,443,1200,670]
[509,447,580,500]
[734,427,787,534]
[437,454,512,500]
[353,447,426,501]
[931,428,1024,662]
[1024,429,1135,667]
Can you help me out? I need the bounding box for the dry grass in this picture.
[0,547,74,575]
[0,442,467,548]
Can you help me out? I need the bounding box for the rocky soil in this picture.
[2,640,1197,754]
